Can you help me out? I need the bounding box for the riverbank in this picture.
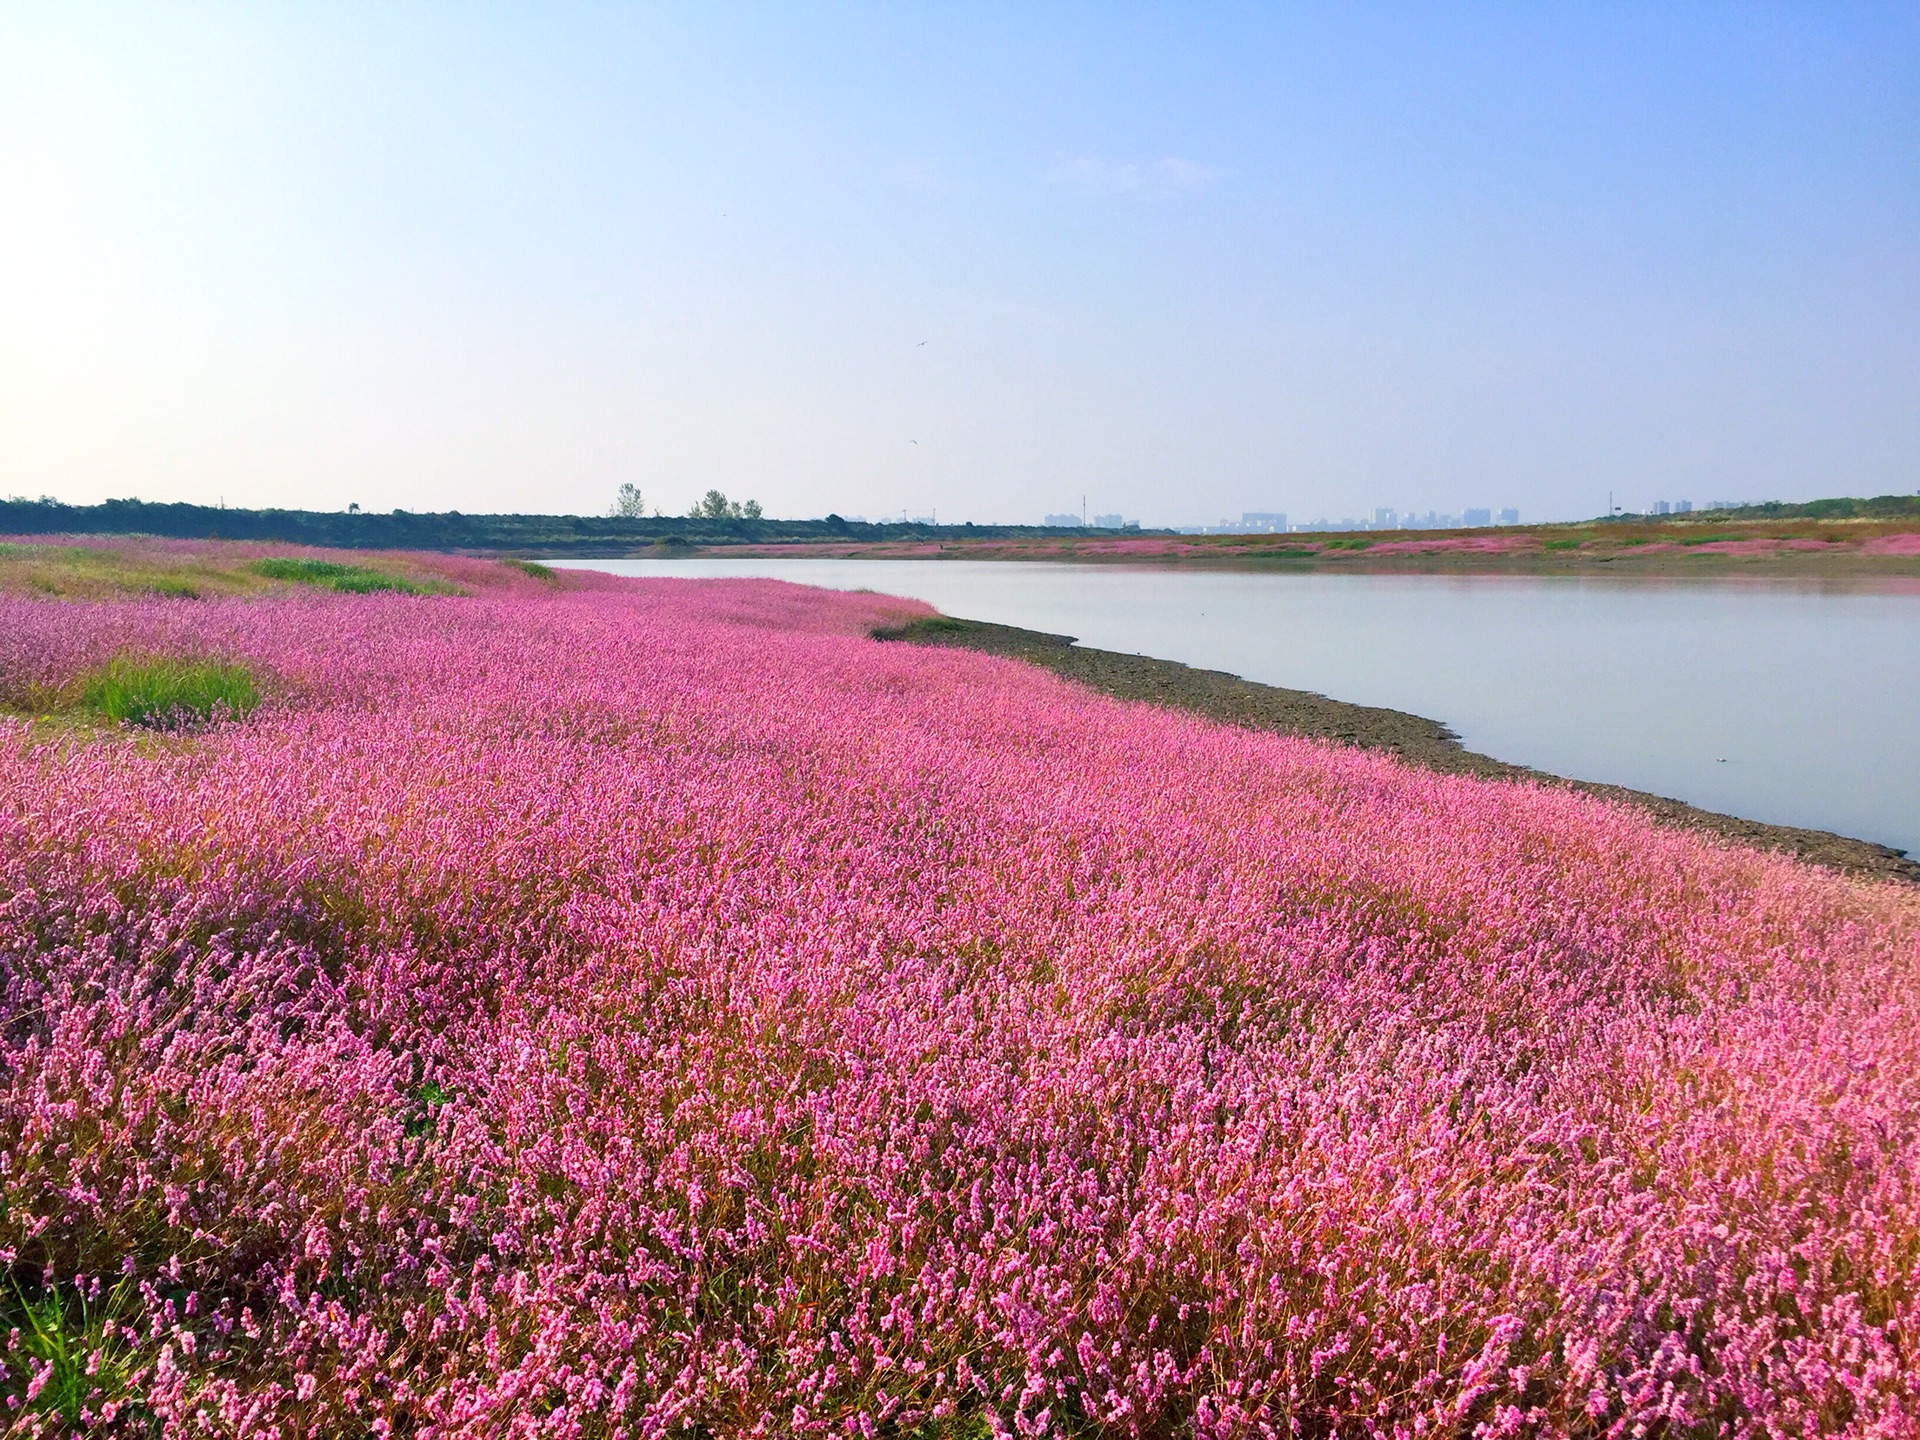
[878,613,1919,885]
[8,496,1919,579]
[709,517,1920,577]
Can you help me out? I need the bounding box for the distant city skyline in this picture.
[3,7,1916,526]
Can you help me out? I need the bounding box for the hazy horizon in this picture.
[3,4,1916,528]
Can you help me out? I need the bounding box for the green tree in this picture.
[690,489,758,520]
[610,483,647,518]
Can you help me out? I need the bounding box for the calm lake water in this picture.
[556,559,1920,858]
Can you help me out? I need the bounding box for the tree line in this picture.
[0,496,1118,554]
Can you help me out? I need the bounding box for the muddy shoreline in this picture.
[877,614,1919,886]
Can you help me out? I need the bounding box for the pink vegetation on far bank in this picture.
[1047,536,1220,556]
[3,577,1919,1435]
[1346,534,1536,555]
[1640,537,1846,556]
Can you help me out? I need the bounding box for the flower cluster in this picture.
[2,576,1916,1437]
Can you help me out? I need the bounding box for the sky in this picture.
[1,4,1916,527]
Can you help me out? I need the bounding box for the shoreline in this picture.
[711,545,1920,581]
[694,524,1920,578]
[876,613,1920,886]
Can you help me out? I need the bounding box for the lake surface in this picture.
[556,559,1920,858]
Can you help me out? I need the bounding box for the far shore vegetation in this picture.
[3,493,1916,572]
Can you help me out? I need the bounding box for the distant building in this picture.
[1463,508,1492,527]
[1042,513,1083,527]
[1705,499,1743,512]
[1497,507,1519,525]
[1093,513,1124,528]
[1652,500,1671,516]
[1205,511,1288,535]
[1373,507,1398,529]
[1674,500,1693,514]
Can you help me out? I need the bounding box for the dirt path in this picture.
[877,614,1919,886]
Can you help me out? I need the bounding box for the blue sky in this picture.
[2,4,1915,525]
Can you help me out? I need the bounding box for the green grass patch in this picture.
[1678,534,1741,546]
[1320,538,1375,550]
[502,558,558,581]
[82,656,262,729]
[3,1278,143,1429]
[251,556,450,594]
[0,543,245,600]
[1542,538,1583,551]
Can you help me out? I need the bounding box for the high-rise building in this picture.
[1373,507,1398,529]
[1463,508,1491,527]
[1653,500,1672,516]
[1674,500,1693,514]
[1497,507,1520,525]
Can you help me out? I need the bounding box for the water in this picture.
[554,559,1920,857]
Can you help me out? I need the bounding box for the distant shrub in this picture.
[251,557,438,594]
[81,656,261,729]
[1543,538,1582,551]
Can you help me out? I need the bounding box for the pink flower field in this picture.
[3,575,1919,1437]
